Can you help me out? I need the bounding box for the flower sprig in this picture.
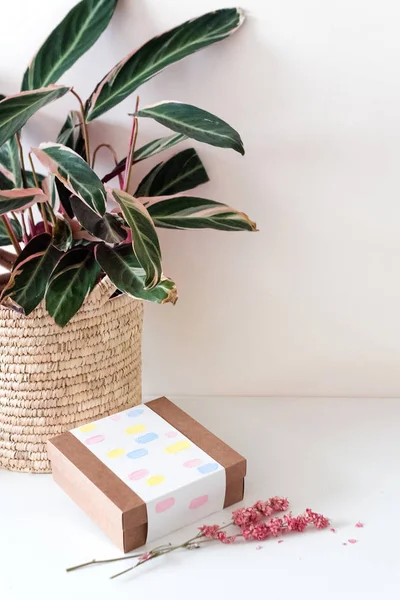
[67,496,329,579]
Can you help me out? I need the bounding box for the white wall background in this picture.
[2,0,400,397]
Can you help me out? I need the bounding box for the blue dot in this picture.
[127,448,148,459]
[136,432,159,444]
[197,463,219,474]
[128,408,144,418]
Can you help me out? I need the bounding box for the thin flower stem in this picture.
[66,544,171,573]
[1,215,21,254]
[123,96,140,192]
[28,153,49,233]
[18,211,28,240]
[70,88,90,164]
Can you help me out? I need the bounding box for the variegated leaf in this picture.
[112,189,162,289]
[21,0,118,90]
[146,196,257,231]
[0,188,46,216]
[95,243,177,304]
[0,233,60,314]
[135,148,209,197]
[0,135,22,188]
[69,195,126,243]
[0,217,22,246]
[45,246,100,327]
[135,102,244,155]
[86,8,244,121]
[32,143,106,216]
[0,86,70,147]
[102,133,186,184]
[57,110,86,160]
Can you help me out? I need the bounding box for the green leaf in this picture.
[69,195,126,243]
[112,189,162,289]
[95,243,177,304]
[86,8,244,121]
[0,188,45,216]
[0,135,22,188]
[0,217,22,246]
[45,247,100,327]
[55,178,74,218]
[0,233,60,314]
[32,143,106,216]
[57,110,86,160]
[21,0,118,91]
[135,148,209,197]
[102,133,186,184]
[147,196,257,231]
[53,217,72,251]
[135,102,244,155]
[0,86,70,148]
[0,171,14,190]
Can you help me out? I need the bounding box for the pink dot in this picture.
[85,435,105,445]
[165,431,178,438]
[189,495,209,510]
[128,469,149,481]
[183,458,202,468]
[155,497,175,513]
[109,414,121,421]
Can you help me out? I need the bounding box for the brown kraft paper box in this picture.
[47,397,246,552]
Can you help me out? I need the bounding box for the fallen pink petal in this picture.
[355,522,364,528]
[278,539,284,544]
[348,539,358,544]
[256,545,263,550]
[330,528,336,533]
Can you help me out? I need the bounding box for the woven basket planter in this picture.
[0,278,143,473]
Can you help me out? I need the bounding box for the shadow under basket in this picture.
[0,278,143,473]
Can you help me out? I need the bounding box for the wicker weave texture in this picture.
[0,278,143,473]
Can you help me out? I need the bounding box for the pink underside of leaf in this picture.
[0,84,69,102]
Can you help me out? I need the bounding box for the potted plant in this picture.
[0,0,256,473]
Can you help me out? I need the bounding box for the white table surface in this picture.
[1,396,399,600]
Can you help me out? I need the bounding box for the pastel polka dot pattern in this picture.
[128,408,144,418]
[125,424,146,435]
[197,463,219,474]
[107,448,125,458]
[189,495,209,509]
[165,440,191,454]
[128,469,149,481]
[127,448,148,459]
[156,497,175,513]
[147,475,165,486]
[85,434,105,445]
[184,458,202,468]
[79,423,96,433]
[109,414,121,422]
[165,431,178,438]
[136,432,158,444]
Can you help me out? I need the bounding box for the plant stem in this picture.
[15,133,27,188]
[70,88,90,164]
[92,143,124,189]
[123,96,140,192]
[28,153,49,233]
[0,248,16,271]
[18,211,28,240]
[66,544,171,573]
[1,215,21,254]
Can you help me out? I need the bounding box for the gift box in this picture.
[47,397,246,552]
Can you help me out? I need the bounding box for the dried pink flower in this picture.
[267,517,284,537]
[355,522,364,528]
[232,506,261,528]
[217,531,236,544]
[199,525,220,539]
[305,508,330,529]
[253,500,274,517]
[269,496,289,512]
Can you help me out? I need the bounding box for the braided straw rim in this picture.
[0,278,143,473]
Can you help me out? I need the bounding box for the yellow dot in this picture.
[165,440,191,454]
[107,448,125,458]
[147,475,165,486]
[79,423,96,433]
[125,424,146,435]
